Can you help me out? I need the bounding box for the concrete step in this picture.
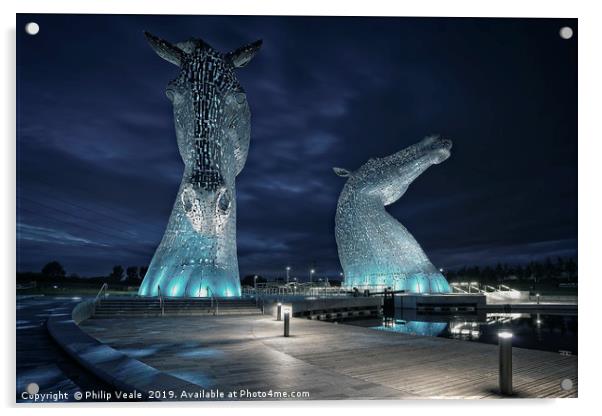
[96,305,257,310]
[92,310,262,318]
[96,305,258,309]
[92,298,262,318]
[97,302,256,306]
[98,301,257,306]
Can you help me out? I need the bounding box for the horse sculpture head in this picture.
[334,135,452,206]
[138,33,260,297]
[332,135,453,294]
[144,32,261,237]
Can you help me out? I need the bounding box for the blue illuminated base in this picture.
[343,272,451,294]
[138,267,241,298]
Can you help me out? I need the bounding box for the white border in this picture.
[2,1,601,415]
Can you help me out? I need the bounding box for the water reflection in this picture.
[375,318,447,337]
[342,309,577,355]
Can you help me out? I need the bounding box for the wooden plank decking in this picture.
[80,315,577,400]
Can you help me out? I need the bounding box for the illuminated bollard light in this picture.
[498,331,513,396]
[536,293,540,305]
[284,311,290,337]
[276,302,282,321]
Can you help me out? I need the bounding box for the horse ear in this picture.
[227,40,262,68]
[144,31,185,67]
[333,167,351,177]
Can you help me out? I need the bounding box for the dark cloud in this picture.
[16,14,577,278]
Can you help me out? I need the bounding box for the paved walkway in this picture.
[80,315,577,399]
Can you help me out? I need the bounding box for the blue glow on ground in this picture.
[119,347,160,358]
[176,348,225,359]
[166,370,214,388]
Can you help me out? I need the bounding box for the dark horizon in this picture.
[16,14,577,279]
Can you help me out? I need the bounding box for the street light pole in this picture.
[284,310,290,337]
[310,269,315,284]
[286,266,291,284]
[498,331,513,395]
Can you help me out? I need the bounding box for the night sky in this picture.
[16,14,577,280]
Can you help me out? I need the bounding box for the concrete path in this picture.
[80,315,577,400]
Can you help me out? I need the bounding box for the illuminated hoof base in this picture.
[138,268,241,298]
[344,273,452,294]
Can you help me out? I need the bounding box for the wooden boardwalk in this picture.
[81,315,577,399]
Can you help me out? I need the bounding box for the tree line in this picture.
[18,256,577,288]
[17,261,149,286]
[445,257,577,284]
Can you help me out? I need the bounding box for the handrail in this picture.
[243,285,356,299]
[207,287,218,316]
[500,284,520,293]
[94,283,108,304]
[92,283,108,316]
[157,285,164,316]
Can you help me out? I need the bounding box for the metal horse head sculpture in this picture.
[333,135,453,294]
[138,32,261,298]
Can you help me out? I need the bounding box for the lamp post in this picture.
[310,269,315,284]
[283,308,290,337]
[498,331,513,395]
[286,266,291,284]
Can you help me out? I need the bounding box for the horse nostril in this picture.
[217,189,231,213]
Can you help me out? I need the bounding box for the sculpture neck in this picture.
[335,191,421,258]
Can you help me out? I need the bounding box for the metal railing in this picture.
[92,283,108,315]
[244,282,526,299]
[208,287,219,316]
[157,285,164,316]
[243,284,354,299]
[450,282,484,294]
[450,282,524,301]
[94,283,108,303]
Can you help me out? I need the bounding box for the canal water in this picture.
[335,310,577,355]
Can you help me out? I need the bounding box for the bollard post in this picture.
[277,303,282,321]
[498,331,513,395]
[536,293,540,305]
[284,311,290,337]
